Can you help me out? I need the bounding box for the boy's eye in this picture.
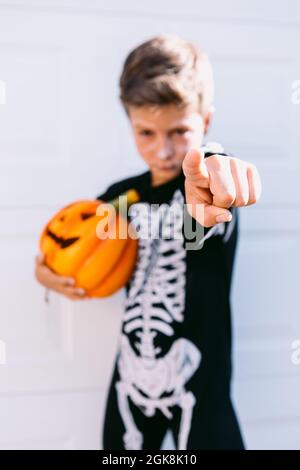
[139,130,154,137]
[173,128,189,135]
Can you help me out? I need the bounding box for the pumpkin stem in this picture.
[109,189,140,212]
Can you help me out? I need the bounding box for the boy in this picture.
[35,34,261,450]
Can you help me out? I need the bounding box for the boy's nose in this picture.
[156,139,174,160]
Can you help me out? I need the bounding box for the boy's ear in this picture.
[203,106,215,135]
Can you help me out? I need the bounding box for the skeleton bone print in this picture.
[115,189,202,450]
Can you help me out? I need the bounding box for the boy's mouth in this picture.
[156,162,178,171]
[159,167,176,172]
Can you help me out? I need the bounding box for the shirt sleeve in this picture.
[95,172,146,202]
[95,184,121,202]
[95,179,134,202]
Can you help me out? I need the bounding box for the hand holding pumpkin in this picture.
[34,252,87,301]
[36,190,140,299]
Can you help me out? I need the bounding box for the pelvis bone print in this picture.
[115,190,202,450]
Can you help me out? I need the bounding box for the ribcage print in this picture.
[123,190,186,356]
[115,189,202,450]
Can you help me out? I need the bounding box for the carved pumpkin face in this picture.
[39,192,139,298]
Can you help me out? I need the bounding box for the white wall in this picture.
[0,0,299,449]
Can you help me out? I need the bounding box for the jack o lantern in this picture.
[39,189,140,298]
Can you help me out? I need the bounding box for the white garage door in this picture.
[0,0,299,450]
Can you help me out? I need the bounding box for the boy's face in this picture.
[128,104,212,185]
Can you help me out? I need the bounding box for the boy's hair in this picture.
[119,33,214,116]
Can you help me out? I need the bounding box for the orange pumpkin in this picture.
[39,189,140,298]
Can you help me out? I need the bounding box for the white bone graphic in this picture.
[115,190,201,450]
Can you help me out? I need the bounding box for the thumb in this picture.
[205,205,232,227]
[182,148,209,188]
[187,201,232,228]
[36,252,45,264]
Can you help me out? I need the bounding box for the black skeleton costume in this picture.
[98,143,245,450]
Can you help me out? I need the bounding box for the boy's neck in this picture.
[150,170,182,188]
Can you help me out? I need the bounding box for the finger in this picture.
[204,205,232,227]
[72,287,86,296]
[185,182,213,206]
[64,293,85,301]
[247,164,262,205]
[206,156,236,208]
[187,201,232,228]
[57,285,86,298]
[54,274,76,287]
[37,262,76,288]
[35,252,77,288]
[182,148,210,188]
[230,158,249,207]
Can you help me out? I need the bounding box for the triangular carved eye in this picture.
[81,212,94,220]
